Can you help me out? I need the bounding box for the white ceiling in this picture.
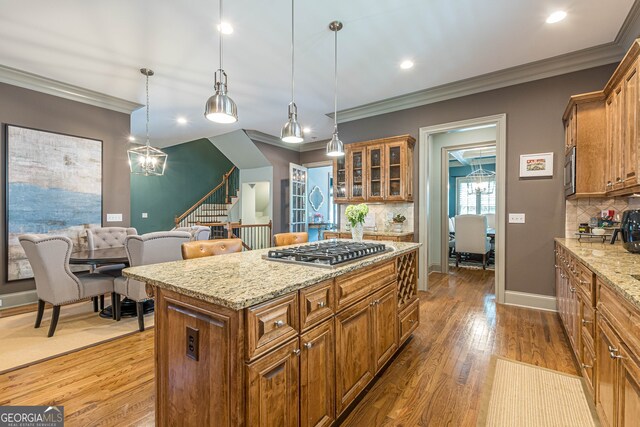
[0,0,635,147]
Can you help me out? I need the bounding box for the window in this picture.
[456,176,496,215]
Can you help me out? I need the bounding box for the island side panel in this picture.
[154,287,245,427]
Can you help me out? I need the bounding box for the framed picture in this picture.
[5,125,103,281]
[519,152,554,178]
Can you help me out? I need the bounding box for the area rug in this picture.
[0,299,154,374]
[477,357,599,427]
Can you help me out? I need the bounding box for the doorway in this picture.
[418,114,506,304]
[303,161,336,242]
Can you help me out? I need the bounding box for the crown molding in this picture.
[245,130,327,152]
[332,42,625,123]
[0,64,143,114]
[616,0,640,50]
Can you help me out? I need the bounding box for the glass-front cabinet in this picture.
[348,146,367,202]
[366,145,385,202]
[332,135,415,203]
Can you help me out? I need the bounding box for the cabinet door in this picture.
[565,106,577,152]
[347,147,366,202]
[623,62,639,188]
[618,345,640,427]
[569,279,580,357]
[372,283,398,372]
[366,144,385,201]
[333,155,348,203]
[335,297,374,414]
[596,316,619,427]
[385,142,406,201]
[300,321,335,427]
[607,86,624,191]
[246,339,300,427]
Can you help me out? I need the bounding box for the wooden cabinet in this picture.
[597,315,619,427]
[563,92,606,197]
[606,85,625,191]
[246,339,300,427]
[323,231,414,242]
[371,283,398,371]
[300,321,335,427]
[332,135,415,203]
[622,62,639,188]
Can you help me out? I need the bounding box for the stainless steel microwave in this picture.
[564,146,576,197]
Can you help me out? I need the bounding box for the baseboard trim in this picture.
[0,290,38,310]
[428,264,442,274]
[504,290,557,312]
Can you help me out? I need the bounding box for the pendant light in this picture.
[281,0,304,143]
[128,68,168,176]
[326,21,344,157]
[205,0,238,123]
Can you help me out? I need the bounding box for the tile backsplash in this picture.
[565,197,632,237]
[339,202,414,232]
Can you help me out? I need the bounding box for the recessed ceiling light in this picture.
[128,135,136,142]
[546,11,567,24]
[400,60,414,70]
[177,117,188,125]
[303,127,311,133]
[217,22,234,35]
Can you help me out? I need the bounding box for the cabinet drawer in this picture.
[300,280,334,331]
[576,262,595,303]
[581,295,595,343]
[335,260,396,311]
[246,292,299,361]
[581,339,595,396]
[597,278,640,361]
[399,298,419,345]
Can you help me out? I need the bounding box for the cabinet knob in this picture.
[610,351,624,360]
[581,363,593,369]
[582,319,592,325]
[579,279,588,285]
[274,320,285,328]
[303,342,313,349]
[607,181,613,188]
[617,177,623,183]
[292,349,301,356]
[408,319,416,324]
[569,287,576,293]
[317,301,326,308]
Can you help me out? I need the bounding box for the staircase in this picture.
[174,166,240,228]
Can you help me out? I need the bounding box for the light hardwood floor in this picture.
[0,268,576,426]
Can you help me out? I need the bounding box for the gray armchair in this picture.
[19,234,115,337]
[454,215,492,269]
[174,226,211,241]
[114,231,191,331]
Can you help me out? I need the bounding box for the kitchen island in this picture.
[124,240,420,427]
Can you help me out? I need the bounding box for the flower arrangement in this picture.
[345,203,369,227]
[392,214,406,223]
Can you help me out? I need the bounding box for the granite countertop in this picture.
[555,238,640,311]
[123,241,421,311]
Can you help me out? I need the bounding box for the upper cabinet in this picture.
[332,135,415,203]
[565,39,640,198]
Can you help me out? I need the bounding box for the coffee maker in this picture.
[610,209,640,253]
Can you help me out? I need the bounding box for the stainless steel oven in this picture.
[564,146,576,197]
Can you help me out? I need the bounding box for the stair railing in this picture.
[174,166,238,228]
[196,220,272,251]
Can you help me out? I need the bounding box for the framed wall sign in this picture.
[519,152,554,178]
[5,125,102,281]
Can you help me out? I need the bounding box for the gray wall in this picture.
[253,141,302,234]
[0,82,131,296]
[300,63,617,297]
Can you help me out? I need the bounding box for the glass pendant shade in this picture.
[128,144,168,176]
[281,102,304,143]
[205,70,238,123]
[326,132,344,157]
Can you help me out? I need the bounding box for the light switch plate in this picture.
[106,213,123,222]
[142,213,148,219]
[509,213,525,224]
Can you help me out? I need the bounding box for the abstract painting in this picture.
[6,125,102,281]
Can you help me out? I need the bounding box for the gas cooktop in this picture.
[263,240,390,269]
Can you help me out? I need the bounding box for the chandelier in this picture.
[466,160,495,195]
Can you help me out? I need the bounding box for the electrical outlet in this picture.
[186,326,199,361]
[509,213,526,224]
[142,213,148,219]
[106,213,122,222]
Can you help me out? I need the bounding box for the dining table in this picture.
[70,247,154,319]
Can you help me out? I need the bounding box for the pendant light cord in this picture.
[333,26,338,133]
[291,0,295,103]
[219,0,223,71]
[145,73,150,147]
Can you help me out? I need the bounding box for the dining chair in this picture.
[86,226,137,310]
[181,238,243,259]
[273,232,309,247]
[19,234,116,337]
[453,215,492,269]
[174,225,211,241]
[113,231,191,331]
[484,213,496,230]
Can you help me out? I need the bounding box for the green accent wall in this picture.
[130,138,233,234]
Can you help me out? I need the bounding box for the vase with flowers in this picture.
[392,213,406,232]
[345,203,369,242]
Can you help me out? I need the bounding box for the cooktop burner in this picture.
[264,240,389,268]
